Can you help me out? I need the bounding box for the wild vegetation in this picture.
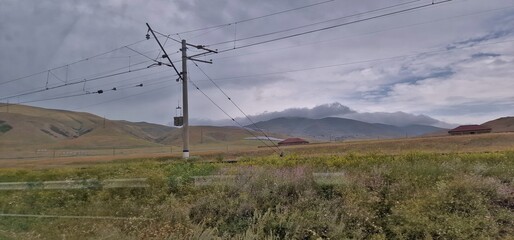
[0,121,12,134]
[0,150,513,239]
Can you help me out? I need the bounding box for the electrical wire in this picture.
[213,0,454,54]
[16,83,147,105]
[188,76,282,155]
[153,31,182,44]
[0,63,152,101]
[170,0,337,35]
[0,65,176,110]
[156,0,452,59]
[192,61,282,153]
[72,82,180,111]
[155,34,171,61]
[210,3,514,62]
[206,0,423,47]
[13,30,498,105]
[189,38,514,84]
[84,68,171,91]
[2,59,153,101]
[125,46,159,62]
[0,39,149,87]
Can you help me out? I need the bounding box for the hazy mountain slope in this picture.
[400,124,447,136]
[249,117,444,140]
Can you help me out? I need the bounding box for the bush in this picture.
[2,152,514,238]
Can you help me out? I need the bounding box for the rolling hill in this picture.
[482,117,514,132]
[0,104,273,149]
[247,117,445,140]
[0,104,171,148]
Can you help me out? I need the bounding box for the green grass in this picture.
[0,122,12,133]
[0,151,513,239]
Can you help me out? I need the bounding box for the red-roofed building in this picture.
[278,138,309,146]
[448,125,492,135]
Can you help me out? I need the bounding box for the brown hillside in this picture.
[0,104,169,148]
[0,104,282,150]
[482,117,514,133]
[159,126,264,145]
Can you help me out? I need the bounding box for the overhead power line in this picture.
[188,76,282,155]
[0,61,153,101]
[0,73,174,109]
[206,0,423,47]
[146,23,183,79]
[192,61,282,153]
[16,82,147,105]
[210,3,514,62]
[171,0,337,35]
[157,0,453,57]
[213,0,454,54]
[70,82,180,112]
[189,38,514,84]
[0,38,150,87]
[125,46,158,62]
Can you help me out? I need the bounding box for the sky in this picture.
[1,0,513,127]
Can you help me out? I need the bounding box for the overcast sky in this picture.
[1,0,513,127]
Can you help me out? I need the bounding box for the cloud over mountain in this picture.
[245,103,356,122]
[192,102,453,128]
[343,111,452,128]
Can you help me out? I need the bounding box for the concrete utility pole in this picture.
[181,40,190,158]
[146,23,217,159]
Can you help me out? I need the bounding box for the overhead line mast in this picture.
[146,23,217,159]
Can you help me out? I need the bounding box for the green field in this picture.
[1,135,514,239]
[0,133,514,239]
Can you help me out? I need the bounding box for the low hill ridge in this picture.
[247,117,444,140]
[482,117,514,133]
[0,104,272,148]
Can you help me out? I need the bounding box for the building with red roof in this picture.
[448,125,492,135]
[278,138,309,146]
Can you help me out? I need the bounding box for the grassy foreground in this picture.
[0,151,513,239]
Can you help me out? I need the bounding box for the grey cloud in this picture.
[2,0,514,126]
[191,102,453,128]
[342,111,452,128]
[447,31,510,50]
[246,102,356,121]
[192,102,356,126]
[471,52,501,58]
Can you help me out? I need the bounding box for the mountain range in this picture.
[247,117,445,140]
[1,104,513,148]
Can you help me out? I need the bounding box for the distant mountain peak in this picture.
[247,116,444,140]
